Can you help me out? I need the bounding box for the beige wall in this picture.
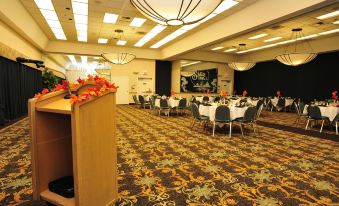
[171,61,234,99]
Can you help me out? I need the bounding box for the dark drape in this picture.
[234,51,339,103]
[0,56,42,121]
[155,60,172,96]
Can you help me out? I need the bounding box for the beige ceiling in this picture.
[203,3,339,53]
[19,0,257,48]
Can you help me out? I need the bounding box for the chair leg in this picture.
[305,119,310,130]
[336,122,338,135]
[240,123,244,137]
[191,119,196,128]
[212,121,215,137]
[252,123,256,137]
[320,120,324,133]
[229,122,232,138]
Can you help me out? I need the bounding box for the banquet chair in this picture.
[275,98,286,111]
[159,99,170,116]
[190,103,209,130]
[294,102,308,127]
[138,95,151,109]
[212,105,233,137]
[256,103,264,120]
[305,106,329,133]
[149,96,157,113]
[203,96,209,103]
[214,96,221,102]
[236,107,258,137]
[177,98,188,115]
[332,114,339,135]
[133,95,141,106]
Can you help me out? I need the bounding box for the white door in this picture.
[110,76,129,104]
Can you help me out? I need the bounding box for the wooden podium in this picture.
[28,83,117,206]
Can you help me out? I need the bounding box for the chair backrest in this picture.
[214,96,220,102]
[256,100,264,110]
[243,107,257,122]
[215,106,231,122]
[294,102,300,116]
[191,103,201,119]
[256,104,264,119]
[138,95,145,103]
[150,96,155,107]
[299,102,305,114]
[178,98,187,107]
[133,95,138,104]
[160,99,169,107]
[277,98,286,107]
[203,96,209,102]
[307,106,322,119]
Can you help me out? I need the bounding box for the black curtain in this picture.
[234,51,339,103]
[155,60,172,96]
[0,56,42,121]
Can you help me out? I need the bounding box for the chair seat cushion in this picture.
[200,115,209,120]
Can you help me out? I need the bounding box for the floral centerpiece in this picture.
[34,75,118,104]
[276,90,281,97]
[220,90,227,98]
[242,90,247,97]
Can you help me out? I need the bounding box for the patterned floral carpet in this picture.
[0,105,338,206]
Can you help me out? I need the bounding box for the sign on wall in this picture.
[180,68,218,93]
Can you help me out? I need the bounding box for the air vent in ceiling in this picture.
[270,25,284,30]
[137,31,146,35]
[120,16,132,22]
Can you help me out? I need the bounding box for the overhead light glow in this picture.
[81,56,87,64]
[224,48,237,52]
[98,38,108,44]
[211,46,224,51]
[182,61,201,67]
[34,0,66,40]
[72,1,88,15]
[103,13,119,24]
[263,36,282,42]
[318,28,339,35]
[248,33,268,40]
[130,17,146,27]
[316,10,339,20]
[67,55,77,64]
[333,20,339,24]
[134,25,167,47]
[117,40,127,45]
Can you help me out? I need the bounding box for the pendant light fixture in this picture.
[275,28,317,66]
[228,44,256,71]
[130,0,223,26]
[101,30,135,65]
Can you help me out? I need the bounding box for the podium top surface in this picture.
[36,98,72,114]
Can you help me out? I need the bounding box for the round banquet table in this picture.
[271,98,294,107]
[303,105,339,121]
[155,98,181,108]
[196,96,213,103]
[199,104,248,121]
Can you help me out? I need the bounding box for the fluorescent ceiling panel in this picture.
[72,0,88,42]
[103,13,119,24]
[34,0,54,10]
[40,9,59,21]
[46,20,62,29]
[333,20,339,24]
[318,28,339,35]
[182,61,201,67]
[134,25,166,47]
[211,46,224,51]
[264,36,282,42]
[74,14,88,24]
[316,10,339,20]
[81,56,87,64]
[224,48,237,52]
[248,33,268,40]
[117,40,127,45]
[130,17,146,27]
[67,55,77,64]
[98,38,108,44]
[72,1,88,15]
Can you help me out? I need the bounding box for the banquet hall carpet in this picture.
[0,105,338,206]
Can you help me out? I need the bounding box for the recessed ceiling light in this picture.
[98,38,108,44]
[93,57,100,59]
[55,34,67,40]
[333,20,339,24]
[72,1,88,15]
[182,61,201,67]
[318,28,339,35]
[40,9,59,21]
[46,20,62,28]
[316,10,339,20]
[211,46,224,51]
[78,35,87,42]
[72,0,88,42]
[74,14,88,24]
[75,23,87,31]
[263,36,282,42]
[104,13,119,24]
[224,48,237,52]
[248,33,268,39]
[130,17,146,27]
[117,40,127,45]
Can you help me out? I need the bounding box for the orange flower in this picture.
[77,77,85,85]
[87,74,94,81]
[41,88,49,95]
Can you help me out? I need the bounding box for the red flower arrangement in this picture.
[332,90,338,100]
[220,90,227,98]
[34,75,118,104]
[206,89,210,97]
[276,90,281,97]
[242,90,248,97]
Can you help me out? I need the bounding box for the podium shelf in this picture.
[41,189,75,206]
[36,99,72,114]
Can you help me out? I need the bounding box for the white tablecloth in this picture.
[196,96,213,103]
[303,105,339,121]
[199,105,248,121]
[155,98,181,108]
[271,98,294,107]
